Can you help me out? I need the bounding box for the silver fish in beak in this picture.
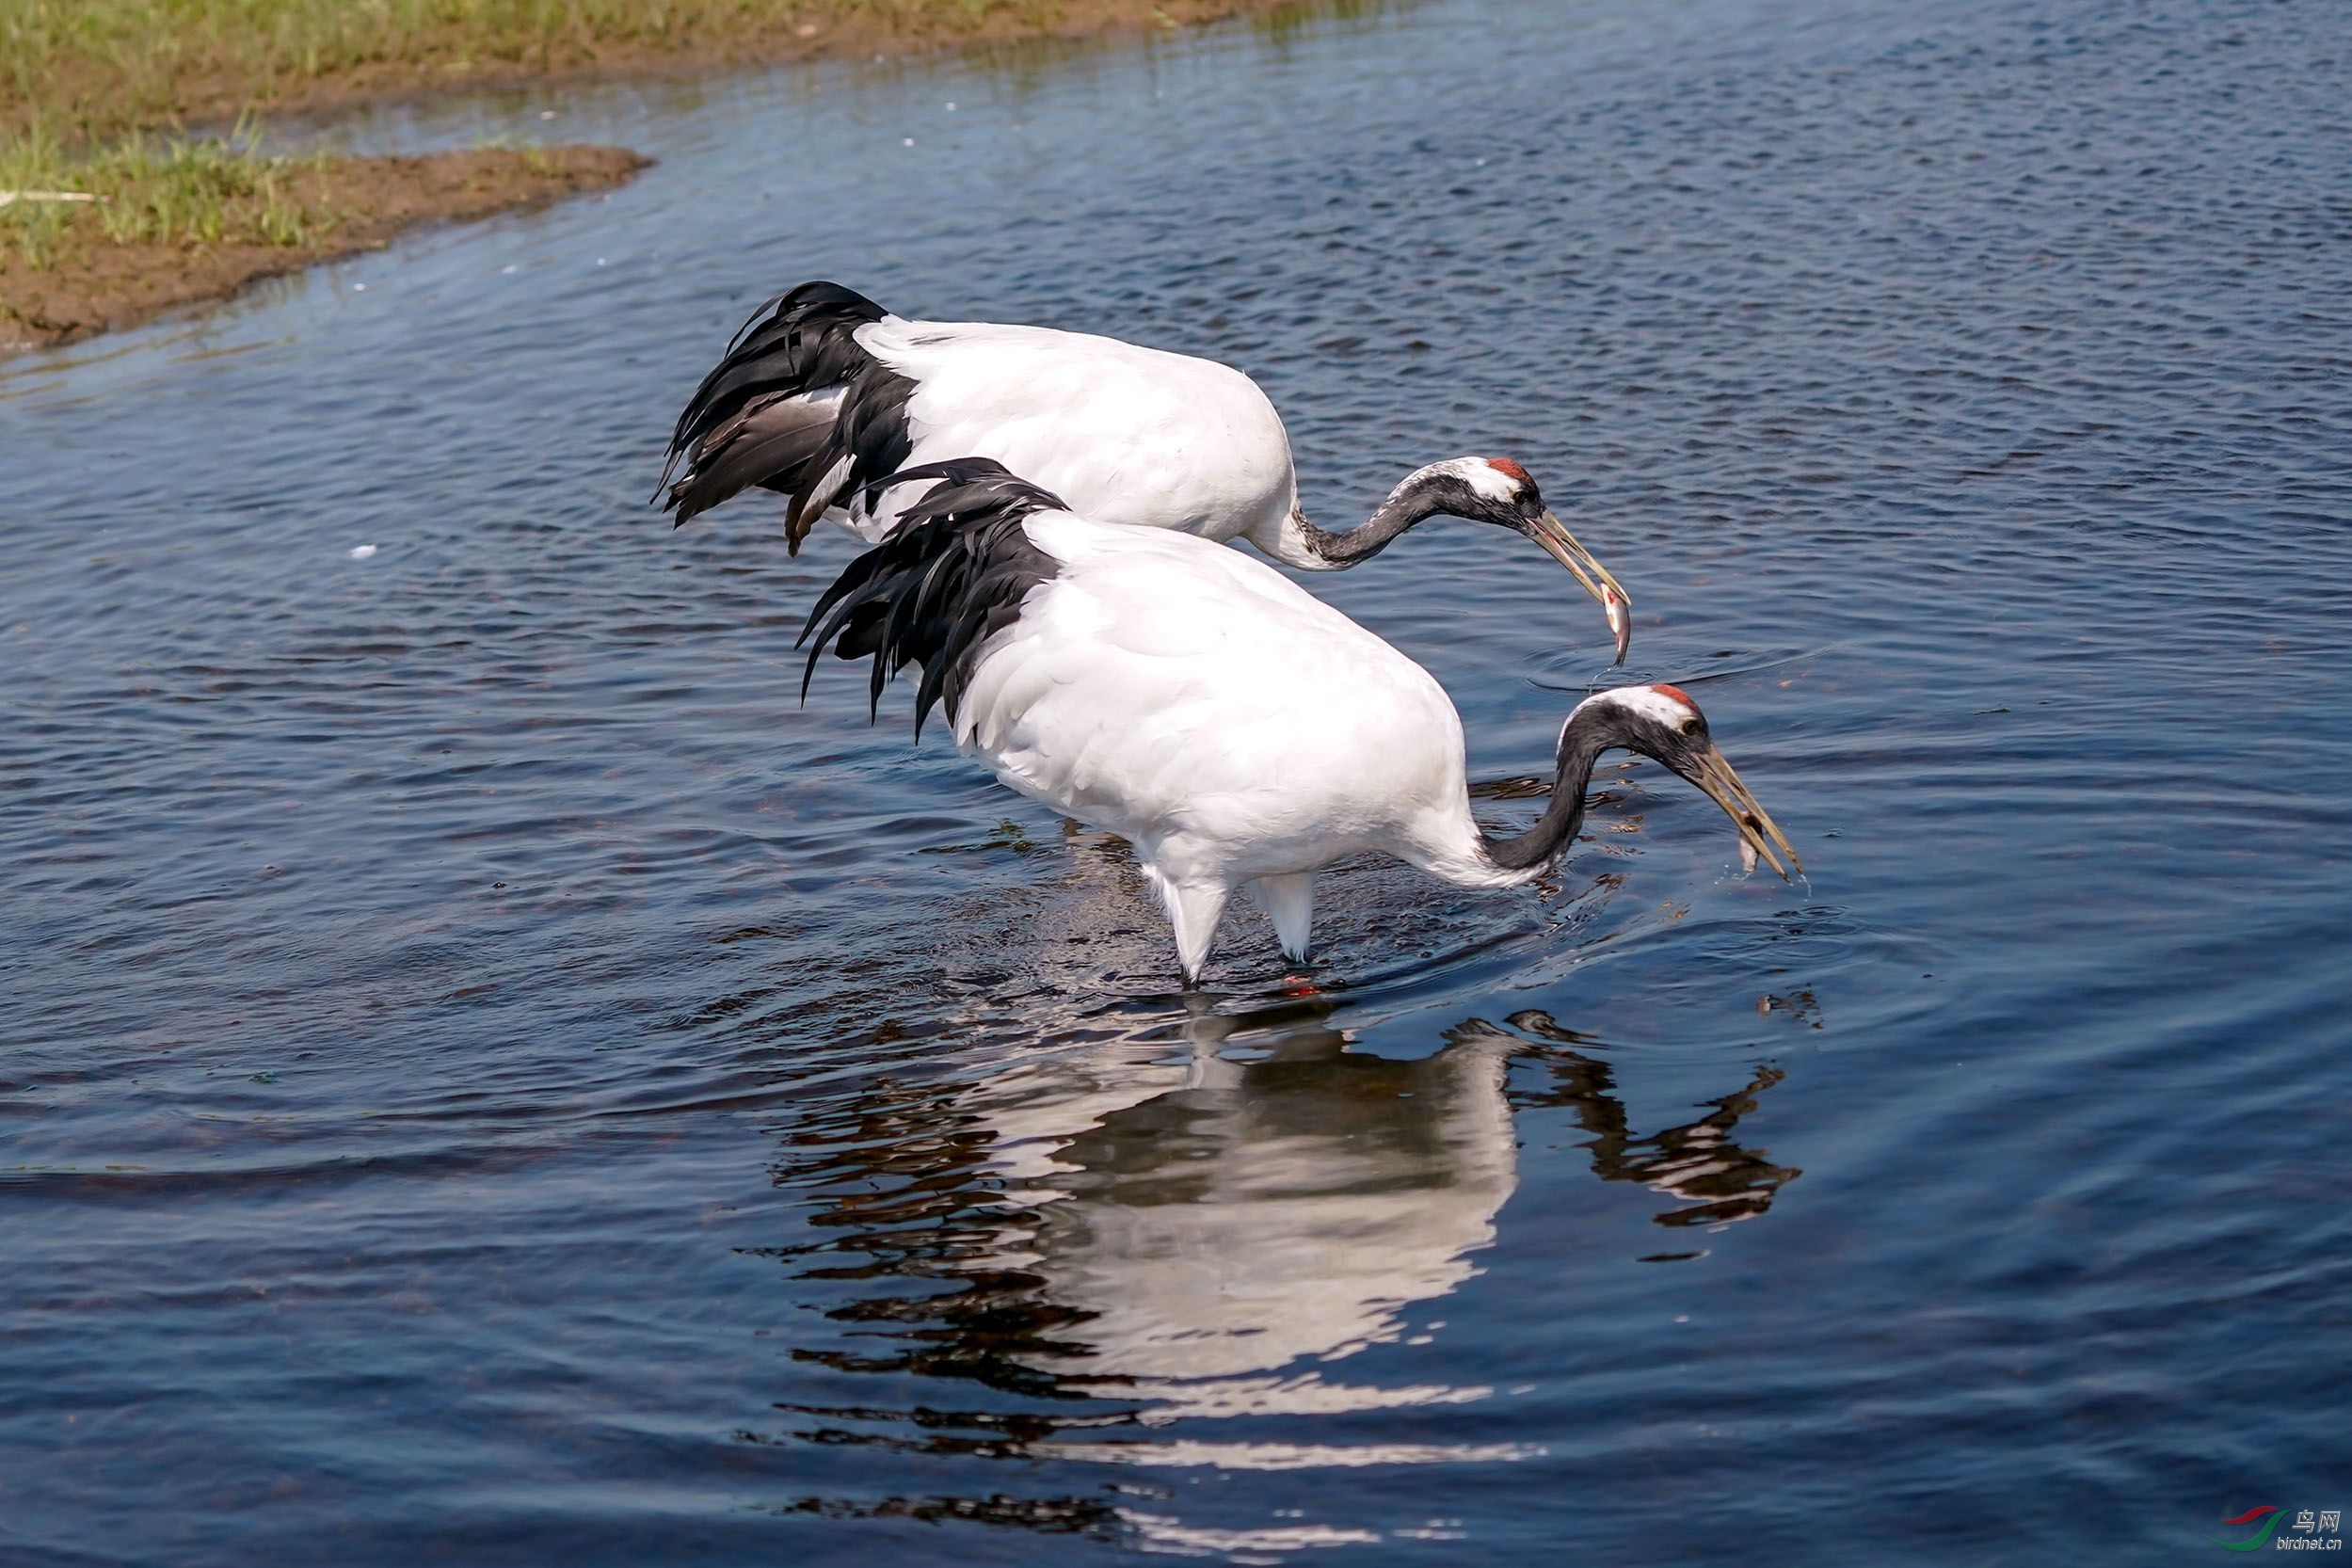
[1525,508,1634,665]
[1681,741,1800,880]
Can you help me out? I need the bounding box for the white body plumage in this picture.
[799,462,1793,983]
[951,509,1516,974]
[844,318,1300,555]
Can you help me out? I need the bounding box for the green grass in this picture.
[0,0,1056,144]
[1,120,329,267]
[0,0,1048,270]
[0,0,1325,292]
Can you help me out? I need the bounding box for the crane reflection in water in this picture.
[745,995,1801,1481]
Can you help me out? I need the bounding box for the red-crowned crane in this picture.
[661,281,1633,664]
[801,459,1797,984]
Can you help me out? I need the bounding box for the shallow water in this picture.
[6,0,2351,1561]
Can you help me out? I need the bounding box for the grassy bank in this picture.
[0,123,456,264]
[0,142,645,353]
[0,0,1303,143]
[0,0,1321,356]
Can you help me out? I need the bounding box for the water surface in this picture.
[6,0,2351,1560]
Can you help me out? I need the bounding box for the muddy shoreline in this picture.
[1,149,648,358]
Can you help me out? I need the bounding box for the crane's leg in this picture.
[1247,873,1316,964]
[1146,868,1230,985]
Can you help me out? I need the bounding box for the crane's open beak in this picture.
[1679,744,1801,880]
[1525,509,1632,665]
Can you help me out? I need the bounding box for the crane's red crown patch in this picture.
[1649,682,1696,707]
[1485,456,1530,484]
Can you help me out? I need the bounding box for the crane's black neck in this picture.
[1480,712,1615,872]
[1293,477,1458,566]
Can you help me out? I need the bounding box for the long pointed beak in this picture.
[1526,509,1632,665]
[1683,744,1801,880]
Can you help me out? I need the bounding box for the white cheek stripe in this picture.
[1394,456,1521,506]
[1456,457,1520,503]
[1572,685,1697,729]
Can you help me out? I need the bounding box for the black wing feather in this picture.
[660,280,920,550]
[798,459,1067,737]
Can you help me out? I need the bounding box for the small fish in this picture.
[1737,833,1759,874]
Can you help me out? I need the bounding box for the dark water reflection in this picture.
[768,1000,1796,1424]
[732,992,1804,1550]
[7,0,2352,1561]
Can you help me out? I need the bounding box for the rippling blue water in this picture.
[7,0,2351,1561]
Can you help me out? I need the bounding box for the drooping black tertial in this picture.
[797,458,1066,735]
[660,280,915,546]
